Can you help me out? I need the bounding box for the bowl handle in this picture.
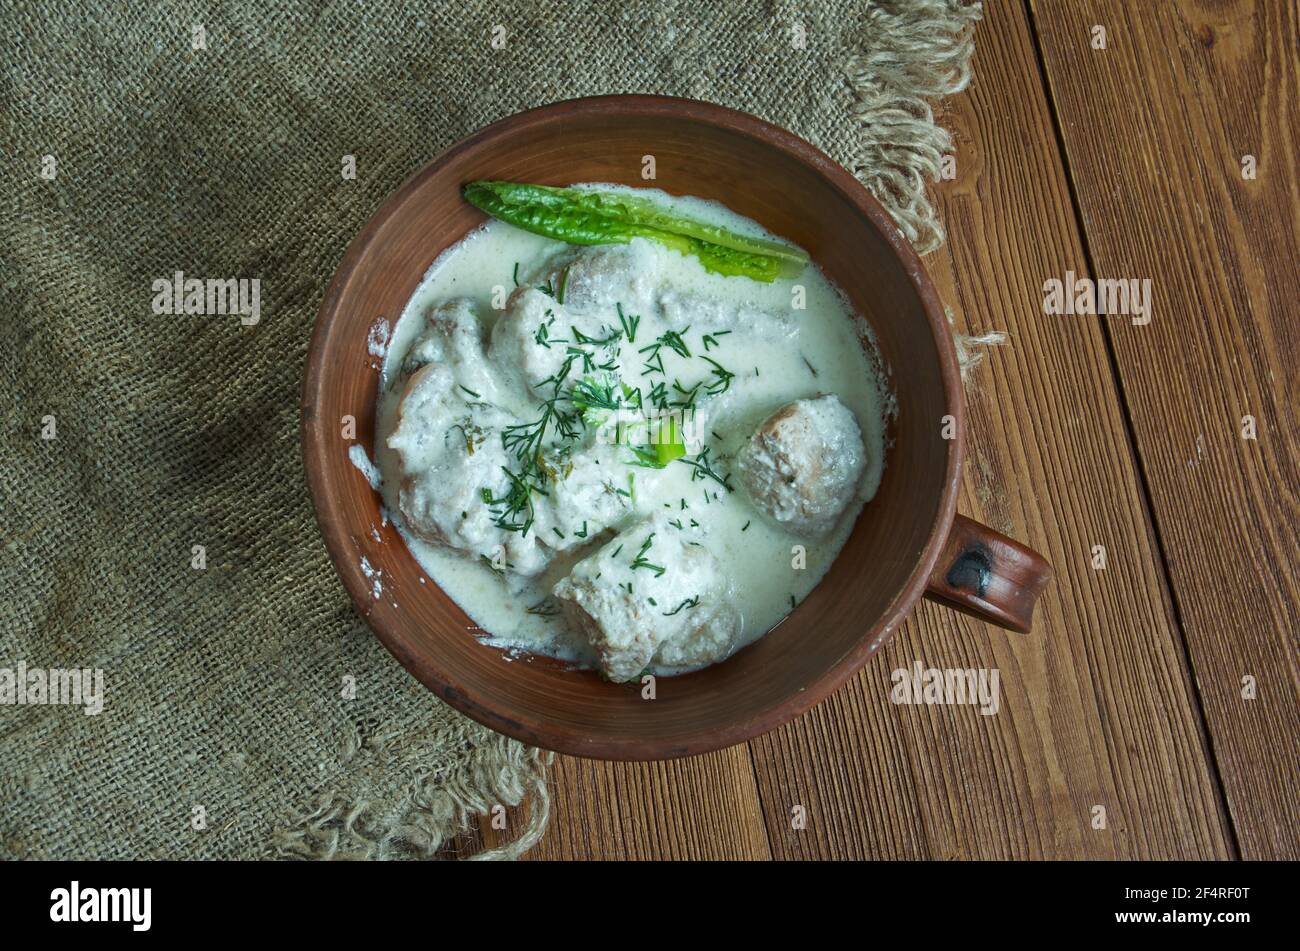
[923,514,1053,633]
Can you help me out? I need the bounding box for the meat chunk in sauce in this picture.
[736,395,866,538]
[552,515,741,681]
[538,439,649,552]
[535,243,658,315]
[399,298,502,403]
[387,364,548,579]
[488,287,573,394]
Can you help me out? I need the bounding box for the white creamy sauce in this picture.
[367,316,391,359]
[359,556,383,599]
[371,185,892,678]
[348,443,381,490]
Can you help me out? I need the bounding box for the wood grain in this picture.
[745,0,1234,860]
[1028,0,1300,858]
[525,749,771,860]
[472,746,771,859]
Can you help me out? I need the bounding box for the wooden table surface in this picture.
[471,0,1299,860]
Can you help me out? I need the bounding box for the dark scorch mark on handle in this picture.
[946,544,993,598]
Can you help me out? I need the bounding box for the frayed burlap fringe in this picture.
[272,736,552,861]
[948,307,1008,379]
[845,1,1001,378]
[844,0,982,256]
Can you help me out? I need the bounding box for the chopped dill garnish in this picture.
[570,374,625,417]
[670,378,703,409]
[574,521,589,539]
[663,596,700,616]
[512,262,520,287]
[566,344,596,375]
[741,520,751,532]
[572,325,622,347]
[701,330,731,351]
[616,303,640,343]
[458,384,481,398]
[482,466,543,535]
[630,533,666,577]
[701,356,735,396]
[526,598,561,619]
[638,327,691,375]
[660,328,691,357]
[490,353,587,535]
[677,447,734,492]
[801,355,819,377]
[556,268,569,304]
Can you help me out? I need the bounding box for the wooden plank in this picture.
[749,0,1234,859]
[750,673,929,859]
[1028,0,1300,858]
[466,748,770,859]
[522,749,771,860]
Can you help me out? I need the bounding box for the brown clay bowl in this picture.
[302,94,1051,760]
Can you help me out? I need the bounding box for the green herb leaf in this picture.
[463,181,808,282]
[663,596,700,616]
[630,533,666,577]
[616,303,640,343]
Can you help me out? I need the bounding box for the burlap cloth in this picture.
[0,0,981,858]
